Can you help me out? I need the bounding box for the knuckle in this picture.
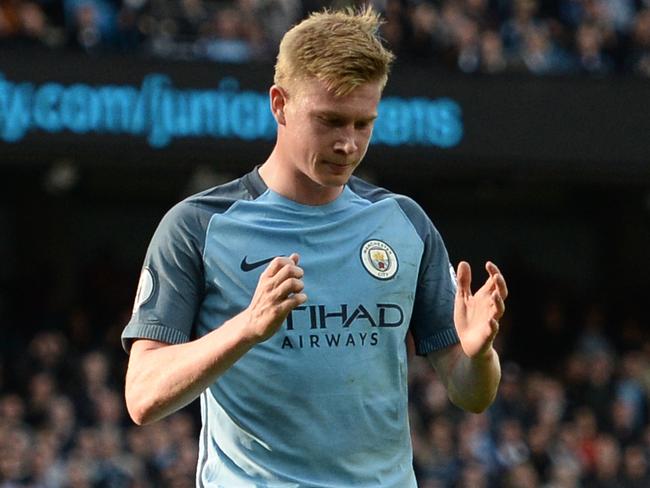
[275,256,290,266]
[262,282,274,294]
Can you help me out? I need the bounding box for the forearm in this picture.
[447,347,500,413]
[125,311,256,425]
[429,345,501,414]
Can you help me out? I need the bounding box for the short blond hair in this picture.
[274,7,395,97]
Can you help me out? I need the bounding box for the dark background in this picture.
[2,49,649,346]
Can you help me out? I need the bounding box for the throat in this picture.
[259,161,345,206]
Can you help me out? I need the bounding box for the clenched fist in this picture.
[242,253,308,344]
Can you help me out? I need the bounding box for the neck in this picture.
[258,149,344,206]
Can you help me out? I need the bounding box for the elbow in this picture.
[464,402,491,414]
[466,392,497,413]
[127,407,148,426]
[125,384,158,426]
[125,390,146,425]
[450,391,497,414]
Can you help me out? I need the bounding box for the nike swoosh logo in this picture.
[240,256,279,272]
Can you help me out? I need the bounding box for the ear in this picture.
[270,85,287,126]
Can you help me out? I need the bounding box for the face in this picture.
[274,77,382,195]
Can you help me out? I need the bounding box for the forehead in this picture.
[292,78,382,118]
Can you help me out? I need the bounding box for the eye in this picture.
[355,120,373,130]
[319,116,345,127]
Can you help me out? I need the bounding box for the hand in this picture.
[453,261,508,359]
[242,253,307,344]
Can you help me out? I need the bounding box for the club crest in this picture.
[361,240,398,280]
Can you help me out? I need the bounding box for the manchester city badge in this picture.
[360,240,398,280]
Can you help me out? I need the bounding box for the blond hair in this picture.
[274,7,395,97]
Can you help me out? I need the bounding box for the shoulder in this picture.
[182,175,254,214]
[347,175,434,237]
[155,173,257,242]
[168,174,256,221]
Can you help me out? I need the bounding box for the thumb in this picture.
[290,253,300,265]
[456,261,471,298]
[454,261,471,328]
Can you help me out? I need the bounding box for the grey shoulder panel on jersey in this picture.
[348,176,460,354]
[121,172,260,353]
[347,176,432,244]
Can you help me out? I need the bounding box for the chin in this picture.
[315,163,356,186]
[316,172,353,188]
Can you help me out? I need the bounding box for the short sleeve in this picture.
[396,197,460,355]
[121,201,209,353]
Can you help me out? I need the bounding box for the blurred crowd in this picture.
[409,300,650,487]
[1,0,650,76]
[0,332,199,487]
[1,279,649,487]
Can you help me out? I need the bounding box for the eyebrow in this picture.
[314,110,378,123]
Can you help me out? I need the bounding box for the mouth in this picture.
[323,160,354,168]
[322,161,353,175]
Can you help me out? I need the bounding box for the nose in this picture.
[333,133,358,156]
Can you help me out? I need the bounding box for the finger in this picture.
[489,318,500,337]
[265,256,296,278]
[274,277,305,300]
[455,261,472,298]
[492,290,505,319]
[485,261,508,298]
[290,253,300,265]
[284,292,308,309]
[485,261,501,277]
[272,262,304,284]
[494,273,508,300]
[274,293,309,320]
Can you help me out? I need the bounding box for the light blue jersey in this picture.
[122,168,459,487]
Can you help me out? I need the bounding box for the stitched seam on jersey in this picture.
[391,199,427,248]
[201,189,260,295]
[242,168,266,198]
[200,184,263,261]
[197,392,207,488]
[347,177,394,204]
[346,185,424,247]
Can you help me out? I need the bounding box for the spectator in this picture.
[584,433,624,487]
[527,423,554,483]
[454,16,482,73]
[621,444,650,488]
[512,23,573,74]
[500,0,544,56]
[404,1,443,62]
[504,462,541,488]
[379,0,406,56]
[480,29,508,73]
[543,461,582,488]
[584,351,617,429]
[64,0,118,52]
[418,415,461,486]
[575,22,614,74]
[0,0,648,77]
[456,462,489,488]
[198,6,258,62]
[496,418,531,473]
[627,8,650,77]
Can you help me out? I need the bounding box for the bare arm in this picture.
[428,343,501,413]
[125,254,307,425]
[427,261,507,413]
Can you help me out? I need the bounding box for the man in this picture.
[122,7,507,487]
